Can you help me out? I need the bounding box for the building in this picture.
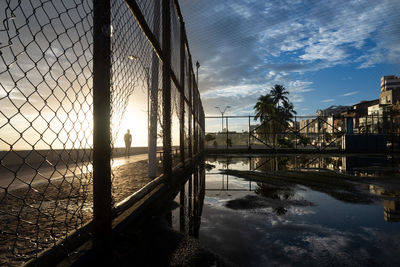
[380,75,400,105]
[316,105,350,117]
[350,99,379,117]
[347,99,379,133]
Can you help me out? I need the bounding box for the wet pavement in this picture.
[0,153,148,191]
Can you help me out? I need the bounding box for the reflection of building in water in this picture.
[383,201,400,222]
[250,155,390,175]
[369,185,400,222]
[342,156,387,176]
[251,156,344,172]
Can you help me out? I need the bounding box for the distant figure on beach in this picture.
[124,129,132,156]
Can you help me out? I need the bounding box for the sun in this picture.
[114,104,148,148]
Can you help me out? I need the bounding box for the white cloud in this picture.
[180,0,400,115]
[321,99,334,103]
[229,3,253,19]
[202,84,262,99]
[340,91,358,97]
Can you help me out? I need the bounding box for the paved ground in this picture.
[71,202,233,267]
[0,153,150,192]
[0,153,155,266]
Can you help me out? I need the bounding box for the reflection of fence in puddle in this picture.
[205,172,254,192]
[248,155,396,176]
[170,164,206,238]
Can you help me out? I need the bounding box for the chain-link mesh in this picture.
[205,115,399,151]
[109,0,161,205]
[0,0,93,264]
[170,0,180,81]
[0,0,205,264]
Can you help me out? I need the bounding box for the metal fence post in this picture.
[179,185,185,233]
[179,19,185,164]
[188,175,193,235]
[193,84,198,155]
[248,116,251,149]
[93,0,112,243]
[162,0,172,177]
[295,116,298,150]
[148,0,161,178]
[193,167,199,237]
[188,59,193,157]
[226,117,229,150]
[317,117,320,151]
[201,106,205,151]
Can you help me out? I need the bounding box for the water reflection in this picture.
[172,163,206,237]
[196,156,400,266]
[169,156,400,266]
[383,201,400,222]
[369,184,400,222]
[222,154,400,176]
[206,156,400,220]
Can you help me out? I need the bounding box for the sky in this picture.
[2,0,400,150]
[179,0,400,117]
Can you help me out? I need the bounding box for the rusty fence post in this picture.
[93,0,112,243]
[162,0,172,178]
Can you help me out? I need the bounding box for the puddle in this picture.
[171,156,400,266]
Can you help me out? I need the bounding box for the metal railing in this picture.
[0,0,204,264]
[205,114,400,152]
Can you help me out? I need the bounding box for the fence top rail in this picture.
[205,114,398,119]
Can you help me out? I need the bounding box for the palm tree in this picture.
[254,94,275,144]
[270,84,289,108]
[254,94,275,121]
[281,100,297,123]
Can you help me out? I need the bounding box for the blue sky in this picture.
[180,0,400,116]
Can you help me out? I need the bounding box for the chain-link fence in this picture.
[205,114,399,152]
[0,0,205,265]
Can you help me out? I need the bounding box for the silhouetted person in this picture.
[124,129,132,156]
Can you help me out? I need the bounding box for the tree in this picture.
[254,94,275,121]
[205,133,215,146]
[254,84,296,147]
[254,94,275,144]
[270,84,289,107]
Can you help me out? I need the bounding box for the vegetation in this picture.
[254,84,297,147]
[205,133,215,146]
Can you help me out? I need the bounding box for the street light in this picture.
[196,61,200,87]
[215,106,231,132]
